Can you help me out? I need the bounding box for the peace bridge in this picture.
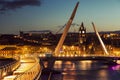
[1,1,120,80]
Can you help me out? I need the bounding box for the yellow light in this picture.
[63,45,66,49]
[3,75,16,80]
[71,54,74,57]
[58,54,61,57]
[66,54,69,57]
[75,54,78,57]
[62,54,65,57]
[2,72,7,76]
[83,54,86,57]
[71,45,75,50]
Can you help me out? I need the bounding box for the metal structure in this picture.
[92,22,109,55]
[56,23,79,34]
[55,2,79,54]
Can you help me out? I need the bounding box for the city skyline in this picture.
[0,0,120,34]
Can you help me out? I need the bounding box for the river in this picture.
[41,60,120,80]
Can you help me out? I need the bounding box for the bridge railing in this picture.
[39,53,118,58]
[55,54,117,57]
[13,57,42,80]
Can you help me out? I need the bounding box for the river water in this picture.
[48,60,120,80]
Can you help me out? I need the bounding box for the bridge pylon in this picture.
[54,2,79,55]
[92,22,109,55]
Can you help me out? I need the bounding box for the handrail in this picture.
[14,57,42,80]
[0,58,20,79]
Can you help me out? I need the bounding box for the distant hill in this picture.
[87,30,120,34]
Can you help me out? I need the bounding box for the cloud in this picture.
[0,0,41,13]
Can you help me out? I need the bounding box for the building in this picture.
[78,22,87,52]
[0,46,21,58]
[19,30,56,45]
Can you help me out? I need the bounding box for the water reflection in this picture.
[78,61,92,70]
[52,60,120,80]
[112,65,120,70]
[54,61,62,69]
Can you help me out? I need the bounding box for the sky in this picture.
[0,0,120,34]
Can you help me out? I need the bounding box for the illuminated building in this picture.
[19,30,56,45]
[0,46,20,57]
[78,22,86,52]
[110,33,120,47]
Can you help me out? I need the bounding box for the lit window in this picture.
[82,31,85,33]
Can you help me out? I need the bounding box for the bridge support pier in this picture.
[39,59,45,69]
[47,58,55,69]
[40,57,55,70]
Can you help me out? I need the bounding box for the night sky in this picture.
[0,0,120,34]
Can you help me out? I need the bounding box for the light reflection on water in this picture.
[52,60,120,80]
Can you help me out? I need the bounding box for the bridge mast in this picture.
[92,22,109,55]
[54,2,79,54]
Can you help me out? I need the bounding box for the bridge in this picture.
[39,1,120,70]
[1,1,120,80]
[39,53,120,69]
